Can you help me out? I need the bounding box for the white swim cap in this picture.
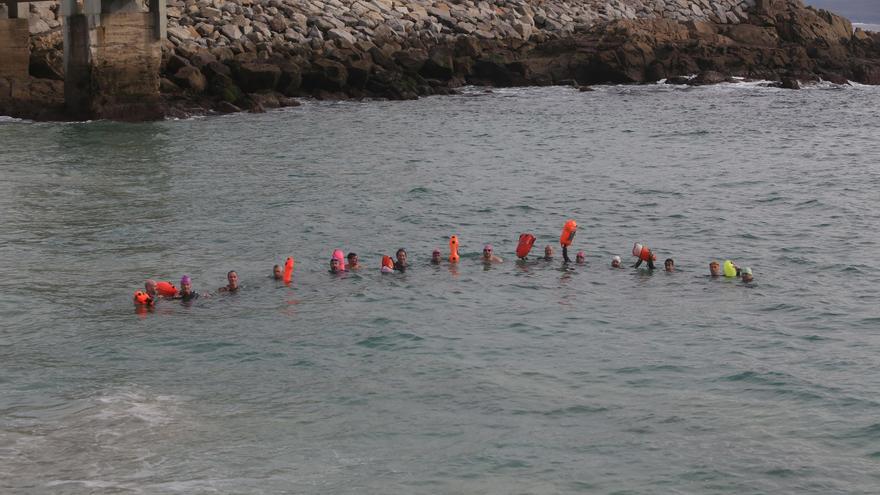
[612,256,621,263]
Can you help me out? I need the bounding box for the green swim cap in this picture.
[741,267,752,275]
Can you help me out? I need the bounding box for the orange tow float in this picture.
[449,235,460,263]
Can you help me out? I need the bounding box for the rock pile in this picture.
[8,0,880,119]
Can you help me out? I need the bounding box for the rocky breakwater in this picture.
[3,0,880,119]
[157,0,772,112]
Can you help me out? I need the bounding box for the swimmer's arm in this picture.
[562,246,571,263]
[633,259,643,268]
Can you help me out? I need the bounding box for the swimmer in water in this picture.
[664,258,675,272]
[741,267,754,283]
[176,275,198,301]
[709,261,721,277]
[482,244,503,263]
[218,270,239,292]
[144,279,158,298]
[541,245,554,260]
[576,251,586,264]
[611,256,622,268]
[272,264,283,280]
[394,248,408,272]
[347,252,361,271]
[431,249,441,264]
[329,257,343,273]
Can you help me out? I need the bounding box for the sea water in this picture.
[1,82,879,494]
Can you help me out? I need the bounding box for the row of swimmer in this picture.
[133,222,755,306]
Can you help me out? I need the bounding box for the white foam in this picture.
[854,23,880,32]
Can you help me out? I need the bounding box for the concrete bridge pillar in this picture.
[62,0,166,119]
[0,1,30,100]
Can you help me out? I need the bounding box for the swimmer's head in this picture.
[482,244,493,259]
[431,249,441,263]
[611,255,621,268]
[180,275,192,294]
[709,261,721,276]
[330,258,341,273]
[664,258,674,272]
[741,267,753,282]
[347,252,359,267]
[144,279,157,296]
[544,245,553,257]
[576,251,585,263]
[272,264,282,280]
[227,270,238,289]
[396,248,407,265]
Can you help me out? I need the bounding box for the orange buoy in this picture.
[516,233,536,259]
[632,243,653,262]
[155,281,178,297]
[382,255,394,271]
[560,219,577,247]
[449,235,460,263]
[283,256,294,284]
[133,290,153,305]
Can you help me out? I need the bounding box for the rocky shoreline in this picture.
[2,0,879,120]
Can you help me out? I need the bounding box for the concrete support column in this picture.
[62,0,163,119]
[0,14,29,82]
[149,0,165,41]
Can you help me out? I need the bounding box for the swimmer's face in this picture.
[347,255,358,267]
[144,280,157,296]
[396,250,407,264]
[576,253,585,263]
[545,246,553,257]
[330,259,340,272]
[482,247,492,260]
[227,271,238,289]
[742,273,753,283]
[709,262,721,276]
[181,282,192,294]
[665,260,674,272]
[273,265,282,279]
[431,251,441,262]
[611,259,621,268]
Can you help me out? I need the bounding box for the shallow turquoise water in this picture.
[1,83,879,493]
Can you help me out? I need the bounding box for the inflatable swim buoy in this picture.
[516,233,536,259]
[723,260,737,278]
[283,256,294,284]
[560,220,577,247]
[449,235,460,263]
[332,249,346,271]
[632,243,653,262]
[381,255,394,272]
[133,290,152,305]
[155,281,178,297]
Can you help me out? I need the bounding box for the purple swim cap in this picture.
[483,244,493,251]
[180,275,191,286]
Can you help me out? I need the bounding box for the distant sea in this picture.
[854,23,880,32]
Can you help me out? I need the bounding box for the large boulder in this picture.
[235,63,281,92]
[172,66,207,93]
[302,59,348,91]
[420,45,455,80]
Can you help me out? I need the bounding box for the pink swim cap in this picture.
[180,275,191,286]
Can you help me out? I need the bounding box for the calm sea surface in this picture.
[1,82,879,494]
